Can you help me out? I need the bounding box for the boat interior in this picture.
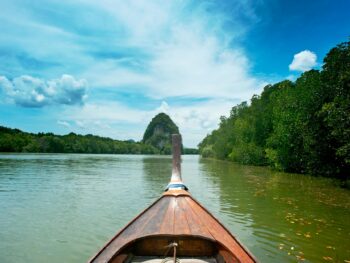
[109,235,239,263]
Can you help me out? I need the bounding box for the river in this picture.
[0,154,349,262]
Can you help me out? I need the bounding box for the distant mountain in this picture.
[142,113,180,154]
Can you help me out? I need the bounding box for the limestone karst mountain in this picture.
[142,113,180,154]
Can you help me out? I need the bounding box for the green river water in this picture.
[0,154,349,263]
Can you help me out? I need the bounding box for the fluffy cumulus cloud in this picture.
[58,99,236,147]
[0,0,265,100]
[289,50,317,72]
[78,1,264,100]
[0,75,88,107]
[0,0,267,145]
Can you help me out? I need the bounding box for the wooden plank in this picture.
[174,197,191,235]
[177,197,214,240]
[218,249,240,263]
[163,189,189,197]
[92,197,169,263]
[171,134,182,183]
[141,196,171,235]
[134,237,216,256]
[109,254,128,263]
[184,196,255,263]
[118,197,169,239]
[159,197,175,235]
[185,197,235,247]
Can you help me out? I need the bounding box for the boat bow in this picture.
[89,134,257,263]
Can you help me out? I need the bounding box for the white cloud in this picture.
[57,120,71,128]
[286,74,297,81]
[0,0,268,146]
[65,102,147,123]
[145,27,264,100]
[166,99,236,146]
[75,120,85,128]
[76,0,265,101]
[59,99,236,147]
[289,50,317,72]
[156,101,170,114]
[0,74,88,107]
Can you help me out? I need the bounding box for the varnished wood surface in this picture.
[90,190,256,263]
[171,134,182,182]
[134,237,216,256]
[162,189,189,196]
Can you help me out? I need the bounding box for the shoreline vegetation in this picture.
[0,126,198,155]
[0,126,157,154]
[0,116,199,155]
[198,40,349,181]
[1,40,348,182]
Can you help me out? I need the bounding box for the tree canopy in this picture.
[199,40,350,180]
[0,113,198,155]
[0,126,159,154]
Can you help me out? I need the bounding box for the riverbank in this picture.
[201,156,350,189]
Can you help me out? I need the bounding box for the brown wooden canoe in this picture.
[89,135,257,263]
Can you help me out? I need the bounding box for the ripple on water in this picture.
[0,154,349,263]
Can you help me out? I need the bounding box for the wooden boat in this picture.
[89,135,257,263]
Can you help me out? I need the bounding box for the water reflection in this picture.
[141,155,172,199]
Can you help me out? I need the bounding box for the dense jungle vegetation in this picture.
[0,113,198,154]
[199,40,350,179]
[0,127,160,154]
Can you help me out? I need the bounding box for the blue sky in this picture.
[0,0,349,147]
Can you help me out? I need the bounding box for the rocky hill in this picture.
[142,113,180,154]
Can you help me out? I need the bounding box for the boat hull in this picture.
[89,190,256,263]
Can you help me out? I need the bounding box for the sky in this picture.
[0,0,349,147]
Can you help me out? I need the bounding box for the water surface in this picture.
[0,154,349,262]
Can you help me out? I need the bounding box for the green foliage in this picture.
[319,41,350,176]
[229,143,265,165]
[0,127,159,154]
[142,113,180,154]
[183,148,199,154]
[0,113,199,155]
[265,148,281,170]
[199,40,350,179]
[199,145,214,158]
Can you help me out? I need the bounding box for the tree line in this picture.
[0,127,160,154]
[199,40,349,180]
[0,126,199,155]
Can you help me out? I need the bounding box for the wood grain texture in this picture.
[218,249,240,263]
[163,189,189,196]
[173,198,191,235]
[177,197,213,240]
[91,197,169,263]
[184,196,256,263]
[159,197,175,235]
[134,237,216,256]
[171,134,182,182]
[109,254,128,263]
[89,190,256,263]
